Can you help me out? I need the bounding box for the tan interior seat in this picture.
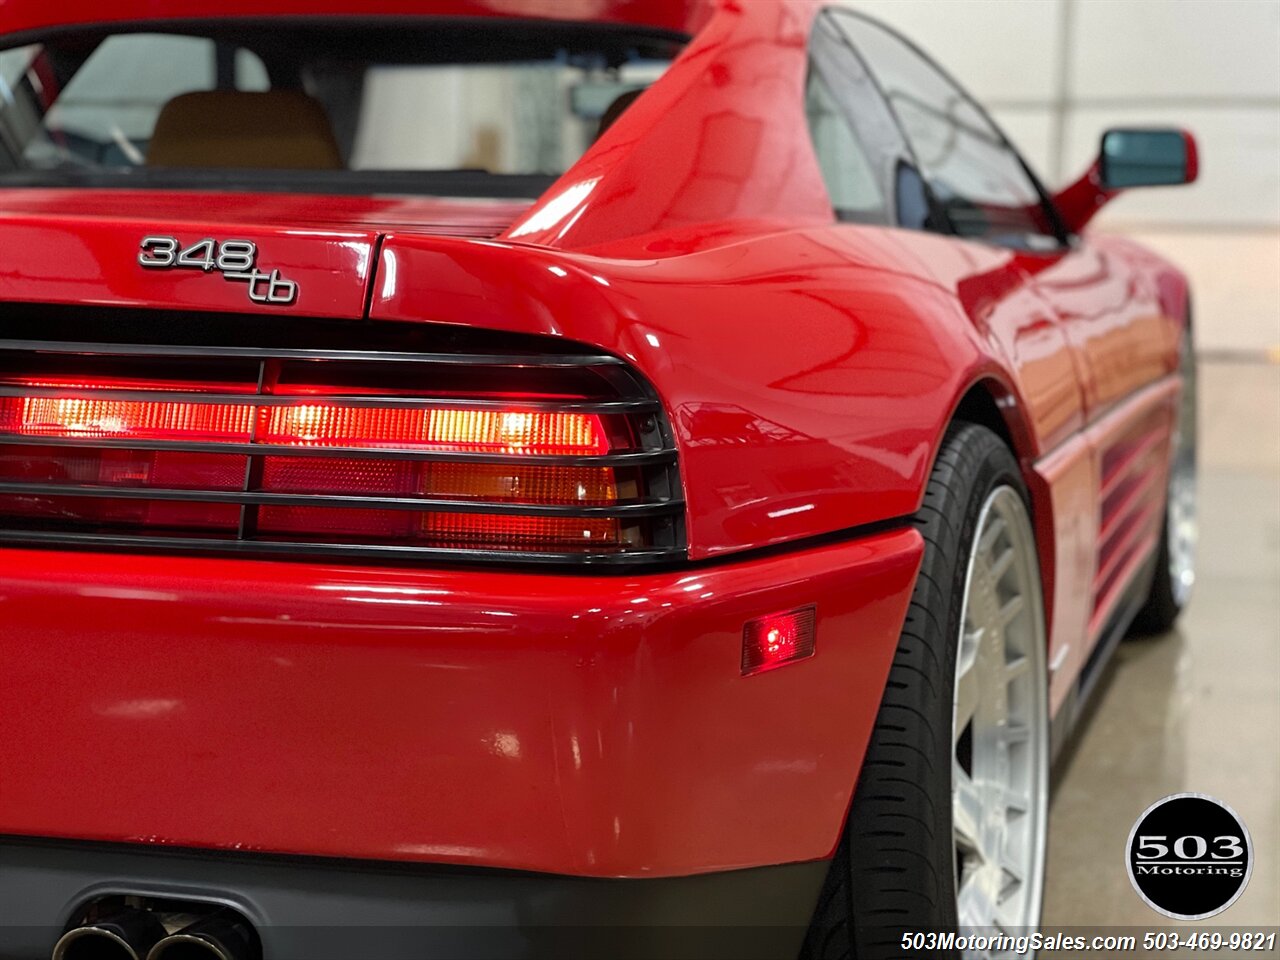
[147,90,343,169]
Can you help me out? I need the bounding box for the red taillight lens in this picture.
[0,446,245,489]
[421,512,621,546]
[0,396,252,442]
[251,456,624,546]
[261,457,418,495]
[0,374,650,554]
[741,606,817,676]
[3,394,607,456]
[259,405,607,453]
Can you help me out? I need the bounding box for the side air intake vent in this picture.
[0,310,684,566]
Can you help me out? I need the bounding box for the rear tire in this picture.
[802,423,1049,960]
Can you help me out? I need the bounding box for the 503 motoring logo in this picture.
[138,236,298,305]
[1126,793,1254,920]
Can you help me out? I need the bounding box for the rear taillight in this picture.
[0,323,683,565]
[5,395,253,442]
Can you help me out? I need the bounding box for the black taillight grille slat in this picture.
[238,356,272,541]
[0,386,660,415]
[0,340,628,368]
[0,319,687,568]
[0,433,678,466]
[0,481,684,518]
[0,529,687,565]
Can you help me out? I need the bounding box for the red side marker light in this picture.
[741,605,817,676]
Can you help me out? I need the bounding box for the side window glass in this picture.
[834,12,1060,249]
[805,68,887,224]
[0,45,36,85]
[806,12,932,231]
[0,46,42,165]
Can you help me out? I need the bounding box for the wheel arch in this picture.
[950,379,1018,459]
[941,374,1039,480]
[938,375,1058,649]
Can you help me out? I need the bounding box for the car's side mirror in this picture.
[1052,128,1198,235]
[1099,129,1198,190]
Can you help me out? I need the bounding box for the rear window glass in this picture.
[0,23,682,197]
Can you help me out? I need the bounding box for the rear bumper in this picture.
[0,528,920,878]
[0,838,829,960]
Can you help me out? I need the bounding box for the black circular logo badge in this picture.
[1126,793,1253,920]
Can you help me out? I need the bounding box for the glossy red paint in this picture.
[1183,130,1201,183]
[0,189,531,236]
[0,530,921,877]
[0,190,531,317]
[0,0,1193,880]
[0,0,713,37]
[0,218,371,318]
[1052,161,1117,237]
[1028,430,1095,716]
[1027,378,1177,715]
[373,228,989,559]
[502,0,831,251]
[1084,378,1178,636]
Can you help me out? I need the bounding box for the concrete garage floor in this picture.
[1042,360,1280,930]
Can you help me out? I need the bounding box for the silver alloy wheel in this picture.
[1168,339,1198,606]
[952,486,1048,953]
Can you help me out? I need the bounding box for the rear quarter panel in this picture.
[373,225,1022,559]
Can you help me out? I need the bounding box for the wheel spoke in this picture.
[957,872,998,929]
[954,650,980,738]
[989,546,1015,582]
[997,594,1024,628]
[1003,721,1031,746]
[1002,787,1031,815]
[951,485,1048,937]
[953,764,984,857]
[1005,655,1029,681]
[977,515,1006,557]
[999,860,1024,901]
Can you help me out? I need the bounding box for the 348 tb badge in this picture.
[137,236,298,305]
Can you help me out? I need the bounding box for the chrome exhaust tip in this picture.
[146,913,257,960]
[51,909,168,960]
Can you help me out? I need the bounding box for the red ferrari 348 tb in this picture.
[0,1,1197,958]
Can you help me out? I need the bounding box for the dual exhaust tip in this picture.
[51,908,256,960]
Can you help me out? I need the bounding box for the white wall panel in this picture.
[1070,0,1280,100]
[854,0,1280,351]
[1097,229,1280,354]
[849,0,1063,102]
[1066,107,1280,226]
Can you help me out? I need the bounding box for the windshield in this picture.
[0,21,681,198]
